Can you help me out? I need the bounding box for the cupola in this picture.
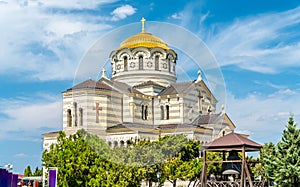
[109,18,177,88]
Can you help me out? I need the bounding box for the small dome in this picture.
[118,32,170,50]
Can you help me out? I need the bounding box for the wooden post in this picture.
[200,150,207,187]
[240,147,245,187]
[222,151,226,181]
[245,162,253,187]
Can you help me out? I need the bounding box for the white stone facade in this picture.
[43,25,235,152]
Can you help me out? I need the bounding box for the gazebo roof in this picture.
[203,132,262,151]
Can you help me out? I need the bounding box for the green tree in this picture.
[43,131,203,187]
[206,152,223,178]
[110,138,159,186]
[162,137,201,187]
[105,163,142,187]
[246,156,261,180]
[263,116,300,186]
[24,165,32,177]
[181,158,202,187]
[258,142,275,181]
[42,130,109,187]
[33,166,43,176]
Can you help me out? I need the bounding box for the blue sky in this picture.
[1,0,300,173]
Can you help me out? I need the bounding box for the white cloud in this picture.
[171,13,183,20]
[170,1,207,29]
[0,96,62,141]
[0,1,113,81]
[18,0,117,9]
[14,153,27,158]
[111,4,137,21]
[205,6,300,73]
[225,89,300,144]
[253,80,287,90]
[199,11,209,25]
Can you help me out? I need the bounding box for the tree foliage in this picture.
[24,165,32,177]
[42,130,203,187]
[43,130,109,186]
[162,137,201,187]
[33,166,43,176]
[206,152,223,178]
[263,116,300,187]
[23,165,43,177]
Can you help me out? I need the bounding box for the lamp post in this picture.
[156,171,161,187]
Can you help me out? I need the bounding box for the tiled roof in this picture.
[106,122,211,131]
[203,132,262,151]
[66,79,113,91]
[197,113,224,125]
[107,122,154,130]
[159,81,195,95]
[108,80,142,94]
[65,79,142,94]
[156,123,208,130]
[42,131,60,137]
[133,80,165,89]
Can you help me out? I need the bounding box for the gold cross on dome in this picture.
[141,17,146,33]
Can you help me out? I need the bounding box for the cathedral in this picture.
[43,19,236,150]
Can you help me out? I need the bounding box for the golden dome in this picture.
[118,32,170,50]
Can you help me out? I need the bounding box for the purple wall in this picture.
[48,169,57,187]
[0,168,17,187]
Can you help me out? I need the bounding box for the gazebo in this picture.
[200,132,262,187]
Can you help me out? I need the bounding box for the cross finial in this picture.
[221,104,225,113]
[141,17,146,33]
[196,70,202,82]
[101,68,107,78]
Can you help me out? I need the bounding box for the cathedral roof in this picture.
[159,81,194,95]
[65,79,142,94]
[106,122,213,133]
[197,113,225,125]
[196,113,236,130]
[117,18,169,50]
[66,79,113,91]
[118,32,170,50]
[103,79,142,94]
[42,131,59,137]
[107,122,154,131]
[133,80,165,89]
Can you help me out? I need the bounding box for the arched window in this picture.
[124,56,128,71]
[160,105,164,120]
[73,102,77,127]
[126,140,132,146]
[155,55,159,70]
[79,108,83,126]
[166,105,170,120]
[168,58,171,72]
[141,105,148,120]
[67,109,72,127]
[139,56,143,70]
[144,105,148,120]
[141,105,144,119]
[120,141,125,147]
[113,141,118,147]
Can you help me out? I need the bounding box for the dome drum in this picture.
[111,71,176,87]
[110,47,177,86]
